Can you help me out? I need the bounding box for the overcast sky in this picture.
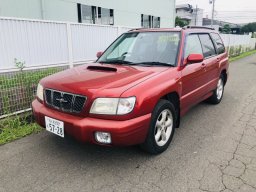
[176,0,256,24]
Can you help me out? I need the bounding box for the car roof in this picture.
[128,28,182,33]
[128,26,217,34]
[182,26,217,34]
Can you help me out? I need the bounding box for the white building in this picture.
[0,0,176,28]
[176,4,203,26]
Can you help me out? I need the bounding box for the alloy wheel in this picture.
[216,78,224,100]
[154,109,173,147]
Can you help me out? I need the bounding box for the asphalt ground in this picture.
[1,54,256,192]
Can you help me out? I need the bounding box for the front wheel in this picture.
[140,100,176,154]
[207,75,225,104]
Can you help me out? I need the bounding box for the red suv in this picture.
[32,27,229,154]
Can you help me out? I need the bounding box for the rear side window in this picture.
[184,34,203,59]
[198,34,216,58]
[211,33,225,54]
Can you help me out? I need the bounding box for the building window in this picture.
[141,14,160,28]
[97,7,101,24]
[110,9,114,25]
[78,4,114,25]
[141,14,150,28]
[101,8,114,25]
[153,16,160,28]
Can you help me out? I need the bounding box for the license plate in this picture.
[45,116,64,138]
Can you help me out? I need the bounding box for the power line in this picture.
[179,12,256,17]
[214,15,256,18]
[205,10,256,13]
[176,0,194,3]
[204,11,256,15]
[217,17,256,19]
[213,14,256,16]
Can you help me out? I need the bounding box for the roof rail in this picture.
[183,26,215,30]
[128,28,147,32]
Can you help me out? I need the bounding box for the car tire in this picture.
[140,99,176,154]
[207,74,225,104]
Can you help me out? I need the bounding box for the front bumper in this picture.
[32,100,151,146]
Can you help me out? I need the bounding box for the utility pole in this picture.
[210,0,216,27]
[195,5,198,26]
[40,0,45,20]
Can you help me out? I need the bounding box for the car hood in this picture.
[41,63,169,97]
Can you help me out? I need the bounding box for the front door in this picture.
[180,34,208,114]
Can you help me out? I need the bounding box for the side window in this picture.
[211,33,225,54]
[198,34,216,58]
[184,34,203,59]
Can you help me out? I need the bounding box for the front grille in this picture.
[44,89,86,113]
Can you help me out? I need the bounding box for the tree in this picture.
[222,24,231,34]
[241,22,256,37]
[175,17,189,27]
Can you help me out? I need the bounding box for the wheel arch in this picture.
[221,69,228,85]
[160,92,180,128]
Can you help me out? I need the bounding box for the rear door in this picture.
[181,33,208,112]
[210,32,228,76]
[198,33,219,92]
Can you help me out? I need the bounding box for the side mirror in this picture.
[186,54,204,64]
[96,51,103,58]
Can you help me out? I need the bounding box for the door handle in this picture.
[201,63,206,71]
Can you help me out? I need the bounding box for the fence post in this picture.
[66,22,74,68]
[228,35,231,56]
[117,26,122,36]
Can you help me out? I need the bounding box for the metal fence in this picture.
[0,67,68,118]
[0,17,131,72]
[221,34,256,56]
[0,17,256,118]
[0,17,133,118]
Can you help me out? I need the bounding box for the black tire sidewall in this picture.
[142,99,176,154]
[214,75,225,103]
[207,74,225,104]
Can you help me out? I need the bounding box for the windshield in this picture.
[97,32,181,66]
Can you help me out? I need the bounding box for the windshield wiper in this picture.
[98,61,174,67]
[98,60,132,64]
[132,62,174,67]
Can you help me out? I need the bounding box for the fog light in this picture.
[95,132,111,144]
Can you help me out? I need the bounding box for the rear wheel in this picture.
[207,74,224,104]
[140,100,176,154]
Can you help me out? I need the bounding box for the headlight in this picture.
[90,97,136,115]
[36,83,44,101]
[90,98,119,115]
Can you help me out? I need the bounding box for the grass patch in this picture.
[229,49,256,62]
[0,67,65,116]
[0,115,42,145]
[0,67,63,89]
